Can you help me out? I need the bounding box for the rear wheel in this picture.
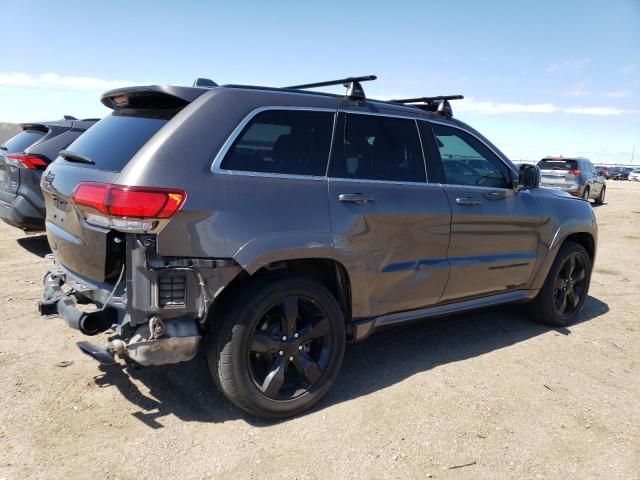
[595,186,606,205]
[207,276,346,418]
[528,241,591,326]
[582,187,590,201]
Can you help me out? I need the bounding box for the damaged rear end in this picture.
[38,85,240,366]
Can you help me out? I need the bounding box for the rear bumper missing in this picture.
[38,268,201,366]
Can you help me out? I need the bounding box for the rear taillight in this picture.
[568,169,581,176]
[72,182,186,231]
[6,153,49,170]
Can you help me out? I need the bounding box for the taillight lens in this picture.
[6,153,49,170]
[72,182,186,219]
[568,169,581,176]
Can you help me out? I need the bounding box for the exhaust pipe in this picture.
[62,303,116,336]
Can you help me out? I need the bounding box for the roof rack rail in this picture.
[390,95,464,118]
[391,95,464,104]
[286,75,377,100]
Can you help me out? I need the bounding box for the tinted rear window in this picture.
[538,159,578,170]
[221,110,334,176]
[58,109,172,171]
[0,130,46,153]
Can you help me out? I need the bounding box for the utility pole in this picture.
[632,145,636,164]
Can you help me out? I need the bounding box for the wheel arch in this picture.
[205,256,355,331]
[530,227,597,291]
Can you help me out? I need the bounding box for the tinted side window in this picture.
[432,124,510,188]
[221,110,334,176]
[330,113,426,182]
[1,130,46,153]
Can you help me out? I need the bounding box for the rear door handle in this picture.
[338,193,374,205]
[455,197,482,206]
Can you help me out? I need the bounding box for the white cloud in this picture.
[547,58,592,73]
[618,64,637,74]
[601,90,632,98]
[0,72,139,91]
[559,83,591,97]
[456,98,558,114]
[563,106,631,116]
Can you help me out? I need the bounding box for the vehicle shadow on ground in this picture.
[93,295,609,428]
[16,234,51,257]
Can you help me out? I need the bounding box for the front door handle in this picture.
[339,193,374,205]
[483,190,506,201]
[455,197,482,206]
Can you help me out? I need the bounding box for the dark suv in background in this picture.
[39,76,597,418]
[538,156,606,203]
[0,117,98,231]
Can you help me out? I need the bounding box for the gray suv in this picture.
[538,157,606,203]
[0,117,98,231]
[38,76,597,418]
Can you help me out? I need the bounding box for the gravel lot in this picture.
[1,182,639,479]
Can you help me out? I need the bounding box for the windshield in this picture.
[538,159,578,170]
[56,109,175,171]
[0,130,46,153]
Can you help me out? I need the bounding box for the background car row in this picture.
[0,117,97,231]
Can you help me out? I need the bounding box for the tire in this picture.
[528,241,592,327]
[207,276,346,418]
[595,186,606,205]
[582,187,590,201]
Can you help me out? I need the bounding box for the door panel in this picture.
[328,111,452,317]
[440,185,541,301]
[427,122,542,301]
[329,179,452,317]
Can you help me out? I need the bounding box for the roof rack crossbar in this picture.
[285,75,377,90]
[391,95,464,104]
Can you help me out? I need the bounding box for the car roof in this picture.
[20,118,98,132]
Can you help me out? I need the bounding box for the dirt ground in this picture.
[1,182,639,480]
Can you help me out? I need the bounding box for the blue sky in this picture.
[1,0,639,163]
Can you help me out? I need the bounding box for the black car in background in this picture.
[0,117,98,231]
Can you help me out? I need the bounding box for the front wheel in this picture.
[207,276,346,418]
[528,241,592,326]
[595,186,606,205]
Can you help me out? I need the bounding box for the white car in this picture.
[629,169,640,181]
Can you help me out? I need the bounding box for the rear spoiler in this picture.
[101,85,210,110]
[19,122,50,133]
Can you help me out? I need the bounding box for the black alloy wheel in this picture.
[248,294,333,400]
[208,276,345,418]
[552,253,588,319]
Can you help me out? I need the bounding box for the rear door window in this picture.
[0,130,46,153]
[221,109,334,176]
[57,109,173,171]
[329,113,426,182]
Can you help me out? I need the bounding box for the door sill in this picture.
[351,289,537,341]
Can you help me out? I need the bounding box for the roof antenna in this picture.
[193,78,218,88]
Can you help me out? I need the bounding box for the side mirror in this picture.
[517,164,540,190]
